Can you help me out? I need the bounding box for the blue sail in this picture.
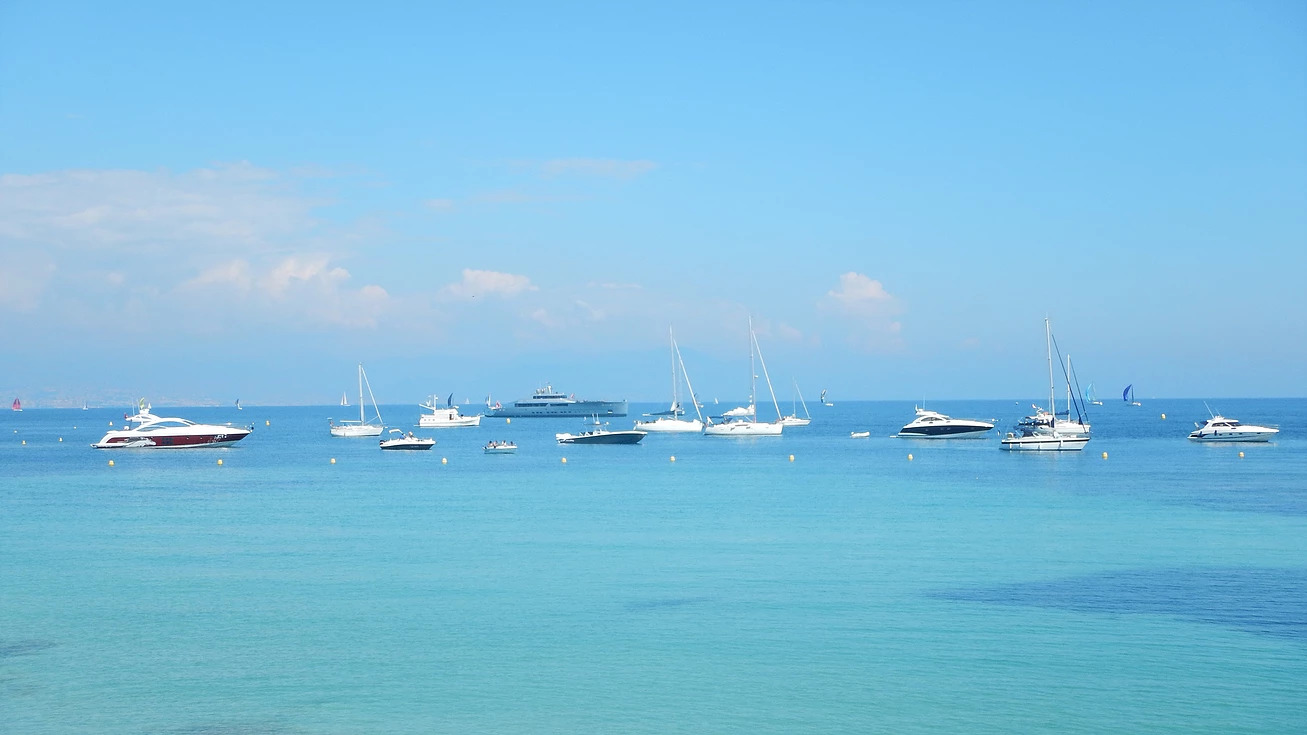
[1122,384,1132,403]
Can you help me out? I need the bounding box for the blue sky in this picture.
[2,1,1304,406]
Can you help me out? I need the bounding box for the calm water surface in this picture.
[2,399,1305,733]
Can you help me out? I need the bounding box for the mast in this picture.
[748,317,757,422]
[357,364,365,424]
[674,337,704,423]
[1065,354,1072,420]
[752,325,783,422]
[1045,318,1055,425]
[669,327,679,414]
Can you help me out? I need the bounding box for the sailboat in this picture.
[704,319,783,436]
[340,392,349,407]
[779,380,812,426]
[235,399,242,411]
[11,398,21,412]
[1123,384,1141,406]
[634,328,704,433]
[329,364,384,437]
[1084,383,1103,406]
[1001,319,1090,451]
[820,389,834,407]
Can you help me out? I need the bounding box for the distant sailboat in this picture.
[634,328,705,433]
[82,400,88,411]
[235,399,243,411]
[11,398,21,412]
[820,389,834,407]
[1123,384,1141,406]
[779,380,812,426]
[340,391,350,407]
[1084,383,1103,406]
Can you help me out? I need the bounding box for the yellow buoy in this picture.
[108,460,115,466]
[109,421,113,426]
[265,420,270,426]
[217,459,223,466]
[1239,451,1245,458]
[670,455,676,462]
[561,457,567,464]
[59,437,63,442]
[441,457,448,465]
[907,453,914,461]
[1161,413,1166,420]
[789,454,795,462]
[1102,451,1108,459]
[330,457,336,464]
[21,440,26,445]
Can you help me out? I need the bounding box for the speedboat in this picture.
[1189,415,1278,442]
[850,431,870,438]
[379,429,436,450]
[484,440,518,454]
[555,426,647,444]
[897,407,993,439]
[418,394,482,428]
[93,409,252,449]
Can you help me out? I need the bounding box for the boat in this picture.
[1123,384,1141,406]
[850,431,870,438]
[330,364,384,437]
[634,329,705,433]
[235,399,242,411]
[485,385,626,418]
[556,420,647,445]
[1188,405,1279,442]
[897,407,994,438]
[340,392,349,407]
[704,319,784,437]
[1084,383,1103,406]
[379,429,436,450]
[92,406,252,449]
[484,440,518,454]
[820,390,834,407]
[1001,319,1090,452]
[11,398,20,412]
[779,381,812,427]
[418,393,482,428]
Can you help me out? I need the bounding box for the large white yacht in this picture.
[1188,415,1279,442]
[703,319,784,437]
[897,407,994,439]
[1000,319,1090,452]
[93,406,251,449]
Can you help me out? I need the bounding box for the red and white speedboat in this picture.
[93,407,252,449]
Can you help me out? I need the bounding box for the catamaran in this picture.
[704,319,783,436]
[330,364,384,437]
[634,328,705,433]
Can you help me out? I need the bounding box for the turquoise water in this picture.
[3,400,1305,733]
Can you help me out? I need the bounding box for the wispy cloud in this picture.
[439,269,537,301]
[538,158,658,180]
[820,272,904,351]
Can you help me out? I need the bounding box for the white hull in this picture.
[330,423,383,437]
[419,414,482,428]
[779,416,811,427]
[703,420,783,437]
[1189,431,1277,442]
[1000,432,1089,451]
[380,438,436,450]
[633,417,704,433]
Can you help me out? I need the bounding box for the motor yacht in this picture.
[93,409,252,449]
[418,394,481,428]
[556,426,647,445]
[634,415,704,433]
[999,426,1090,451]
[379,429,436,450]
[1188,415,1279,442]
[897,407,994,439]
[703,417,783,436]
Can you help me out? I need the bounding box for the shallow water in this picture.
[2,399,1304,733]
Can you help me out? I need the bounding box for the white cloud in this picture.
[439,269,537,301]
[820,272,904,351]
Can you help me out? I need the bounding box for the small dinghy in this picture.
[484,440,518,454]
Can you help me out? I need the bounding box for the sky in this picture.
[1,1,1305,406]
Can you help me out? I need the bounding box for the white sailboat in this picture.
[635,328,704,433]
[330,364,384,437]
[1001,319,1089,451]
[340,391,350,407]
[779,380,812,427]
[704,319,783,436]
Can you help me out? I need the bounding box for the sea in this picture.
[2,398,1305,734]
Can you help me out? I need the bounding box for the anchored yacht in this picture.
[93,407,251,449]
[1189,415,1279,442]
[897,408,994,439]
[487,385,626,418]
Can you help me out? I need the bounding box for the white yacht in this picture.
[1000,319,1089,452]
[897,407,993,439]
[634,329,705,433]
[1189,414,1279,442]
[418,394,481,428]
[379,429,436,450]
[330,364,384,437]
[778,381,812,427]
[93,404,251,449]
[704,319,784,437]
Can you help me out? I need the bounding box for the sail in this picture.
[1122,384,1132,403]
[11,398,20,411]
[447,393,454,408]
